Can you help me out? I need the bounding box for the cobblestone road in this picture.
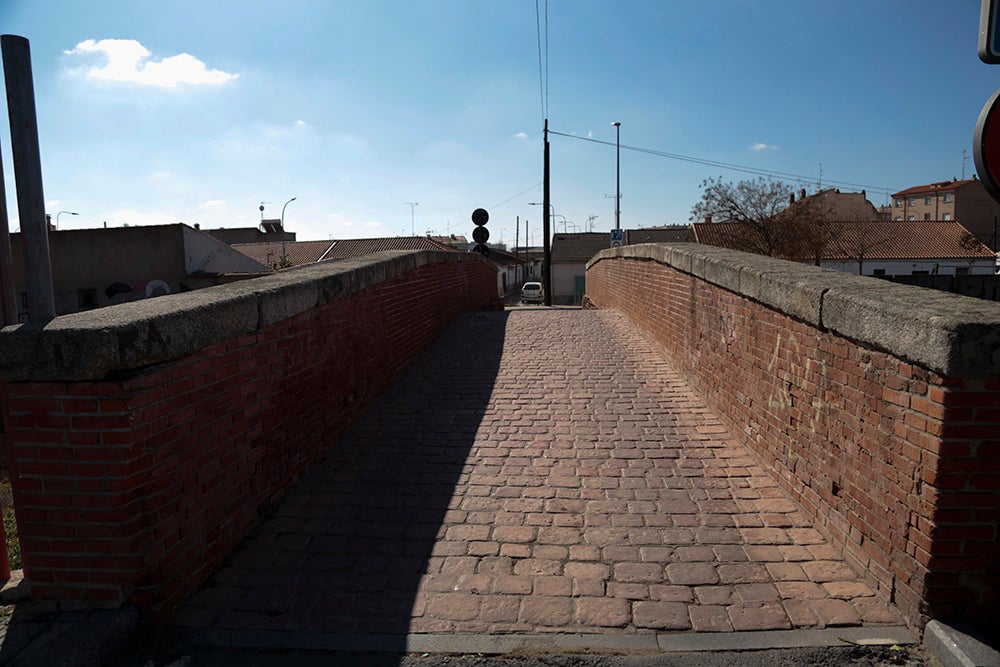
[171,308,901,638]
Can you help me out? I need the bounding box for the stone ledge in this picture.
[0,250,492,383]
[589,243,1000,377]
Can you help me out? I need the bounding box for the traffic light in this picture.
[472,208,489,257]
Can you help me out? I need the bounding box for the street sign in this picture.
[610,228,623,248]
[974,87,1000,202]
[981,0,1000,63]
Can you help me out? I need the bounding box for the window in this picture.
[872,269,886,276]
[895,199,902,207]
[908,198,916,206]
[907,215,916,221]
[924,213,931,220]
[943,213,952,220]
[924,196,932,205]
[894,216,902,221]
[943,192,953,203]
[77,288,98,309]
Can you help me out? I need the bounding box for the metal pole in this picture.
[0,138,16,326]
[3,34,55,321]
[612,121,621,231]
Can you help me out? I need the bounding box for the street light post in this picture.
[612,121,621,231]
[280,196,296,267]
[56,210,78,230]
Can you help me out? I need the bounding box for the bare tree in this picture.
[690,176,832,260]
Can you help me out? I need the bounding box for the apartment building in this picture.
[891,177,1000,248]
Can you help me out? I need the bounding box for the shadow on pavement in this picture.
[158,310,511,665]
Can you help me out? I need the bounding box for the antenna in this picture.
[963,149,969,180]
[587,214,599,232]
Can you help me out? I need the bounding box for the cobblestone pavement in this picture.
[170,309,902,639]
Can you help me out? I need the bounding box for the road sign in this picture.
[981,0,1000,63]
[974,87,1000,202]
[610,228,623,248]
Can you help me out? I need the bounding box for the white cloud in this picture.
[201,200,226,208]
[64,39,238,88]
[751,142,779,151]
[513,132,528,140]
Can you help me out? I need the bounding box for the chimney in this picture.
[790,192,795,204]
[704,214,713,224]
[194,223,201,230]
[800,188,806,200]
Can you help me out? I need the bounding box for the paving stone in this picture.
[632,601,692,630]
[575,597,632,627]
[665,562,718,585]
[520,597,573,626]
[689,605,734,632]
[801,560,860,582]
[822,581,875,598]
[809,598,862,627]
[717,563,770,584]
[728,602,792,631]
[613,562,664,583]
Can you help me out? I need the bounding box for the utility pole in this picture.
[543,119,551,306]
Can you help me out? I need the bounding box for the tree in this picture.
[690,176,833,261]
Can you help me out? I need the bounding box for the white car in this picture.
[521,282,544,304]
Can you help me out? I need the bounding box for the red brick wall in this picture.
[586,254,1000,628]
[2,256,498,617]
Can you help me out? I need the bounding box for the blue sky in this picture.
[1,1,997,245]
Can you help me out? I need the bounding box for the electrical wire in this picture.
[548,129,896,197]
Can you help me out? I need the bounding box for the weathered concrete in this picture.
[590,243,1000,377]
[0,250,494,382]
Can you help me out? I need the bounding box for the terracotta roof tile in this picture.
[892,179,977,197]
[692,220,996,261]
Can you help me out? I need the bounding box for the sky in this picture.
[1,0,998,246]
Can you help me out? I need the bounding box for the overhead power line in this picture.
[547,129,896,196]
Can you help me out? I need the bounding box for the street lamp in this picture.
[529,203,554,236]
[404,202,418,236]
[280,197,296,267]
[612,121,621,230]
[56,210,78,229]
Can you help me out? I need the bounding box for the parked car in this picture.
[521,281,544,304]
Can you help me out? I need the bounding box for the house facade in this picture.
[891,178,1000,249]
[550,226,693,304]
[9,223,271,319]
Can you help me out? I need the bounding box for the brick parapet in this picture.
[0,251,500,616]
[586,243,1000,629]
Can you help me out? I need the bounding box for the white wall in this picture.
[821,258,997,276]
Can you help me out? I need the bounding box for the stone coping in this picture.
[589,243,1000,378]
[0,250,493,383]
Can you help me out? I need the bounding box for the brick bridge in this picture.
[0,245,997,651]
